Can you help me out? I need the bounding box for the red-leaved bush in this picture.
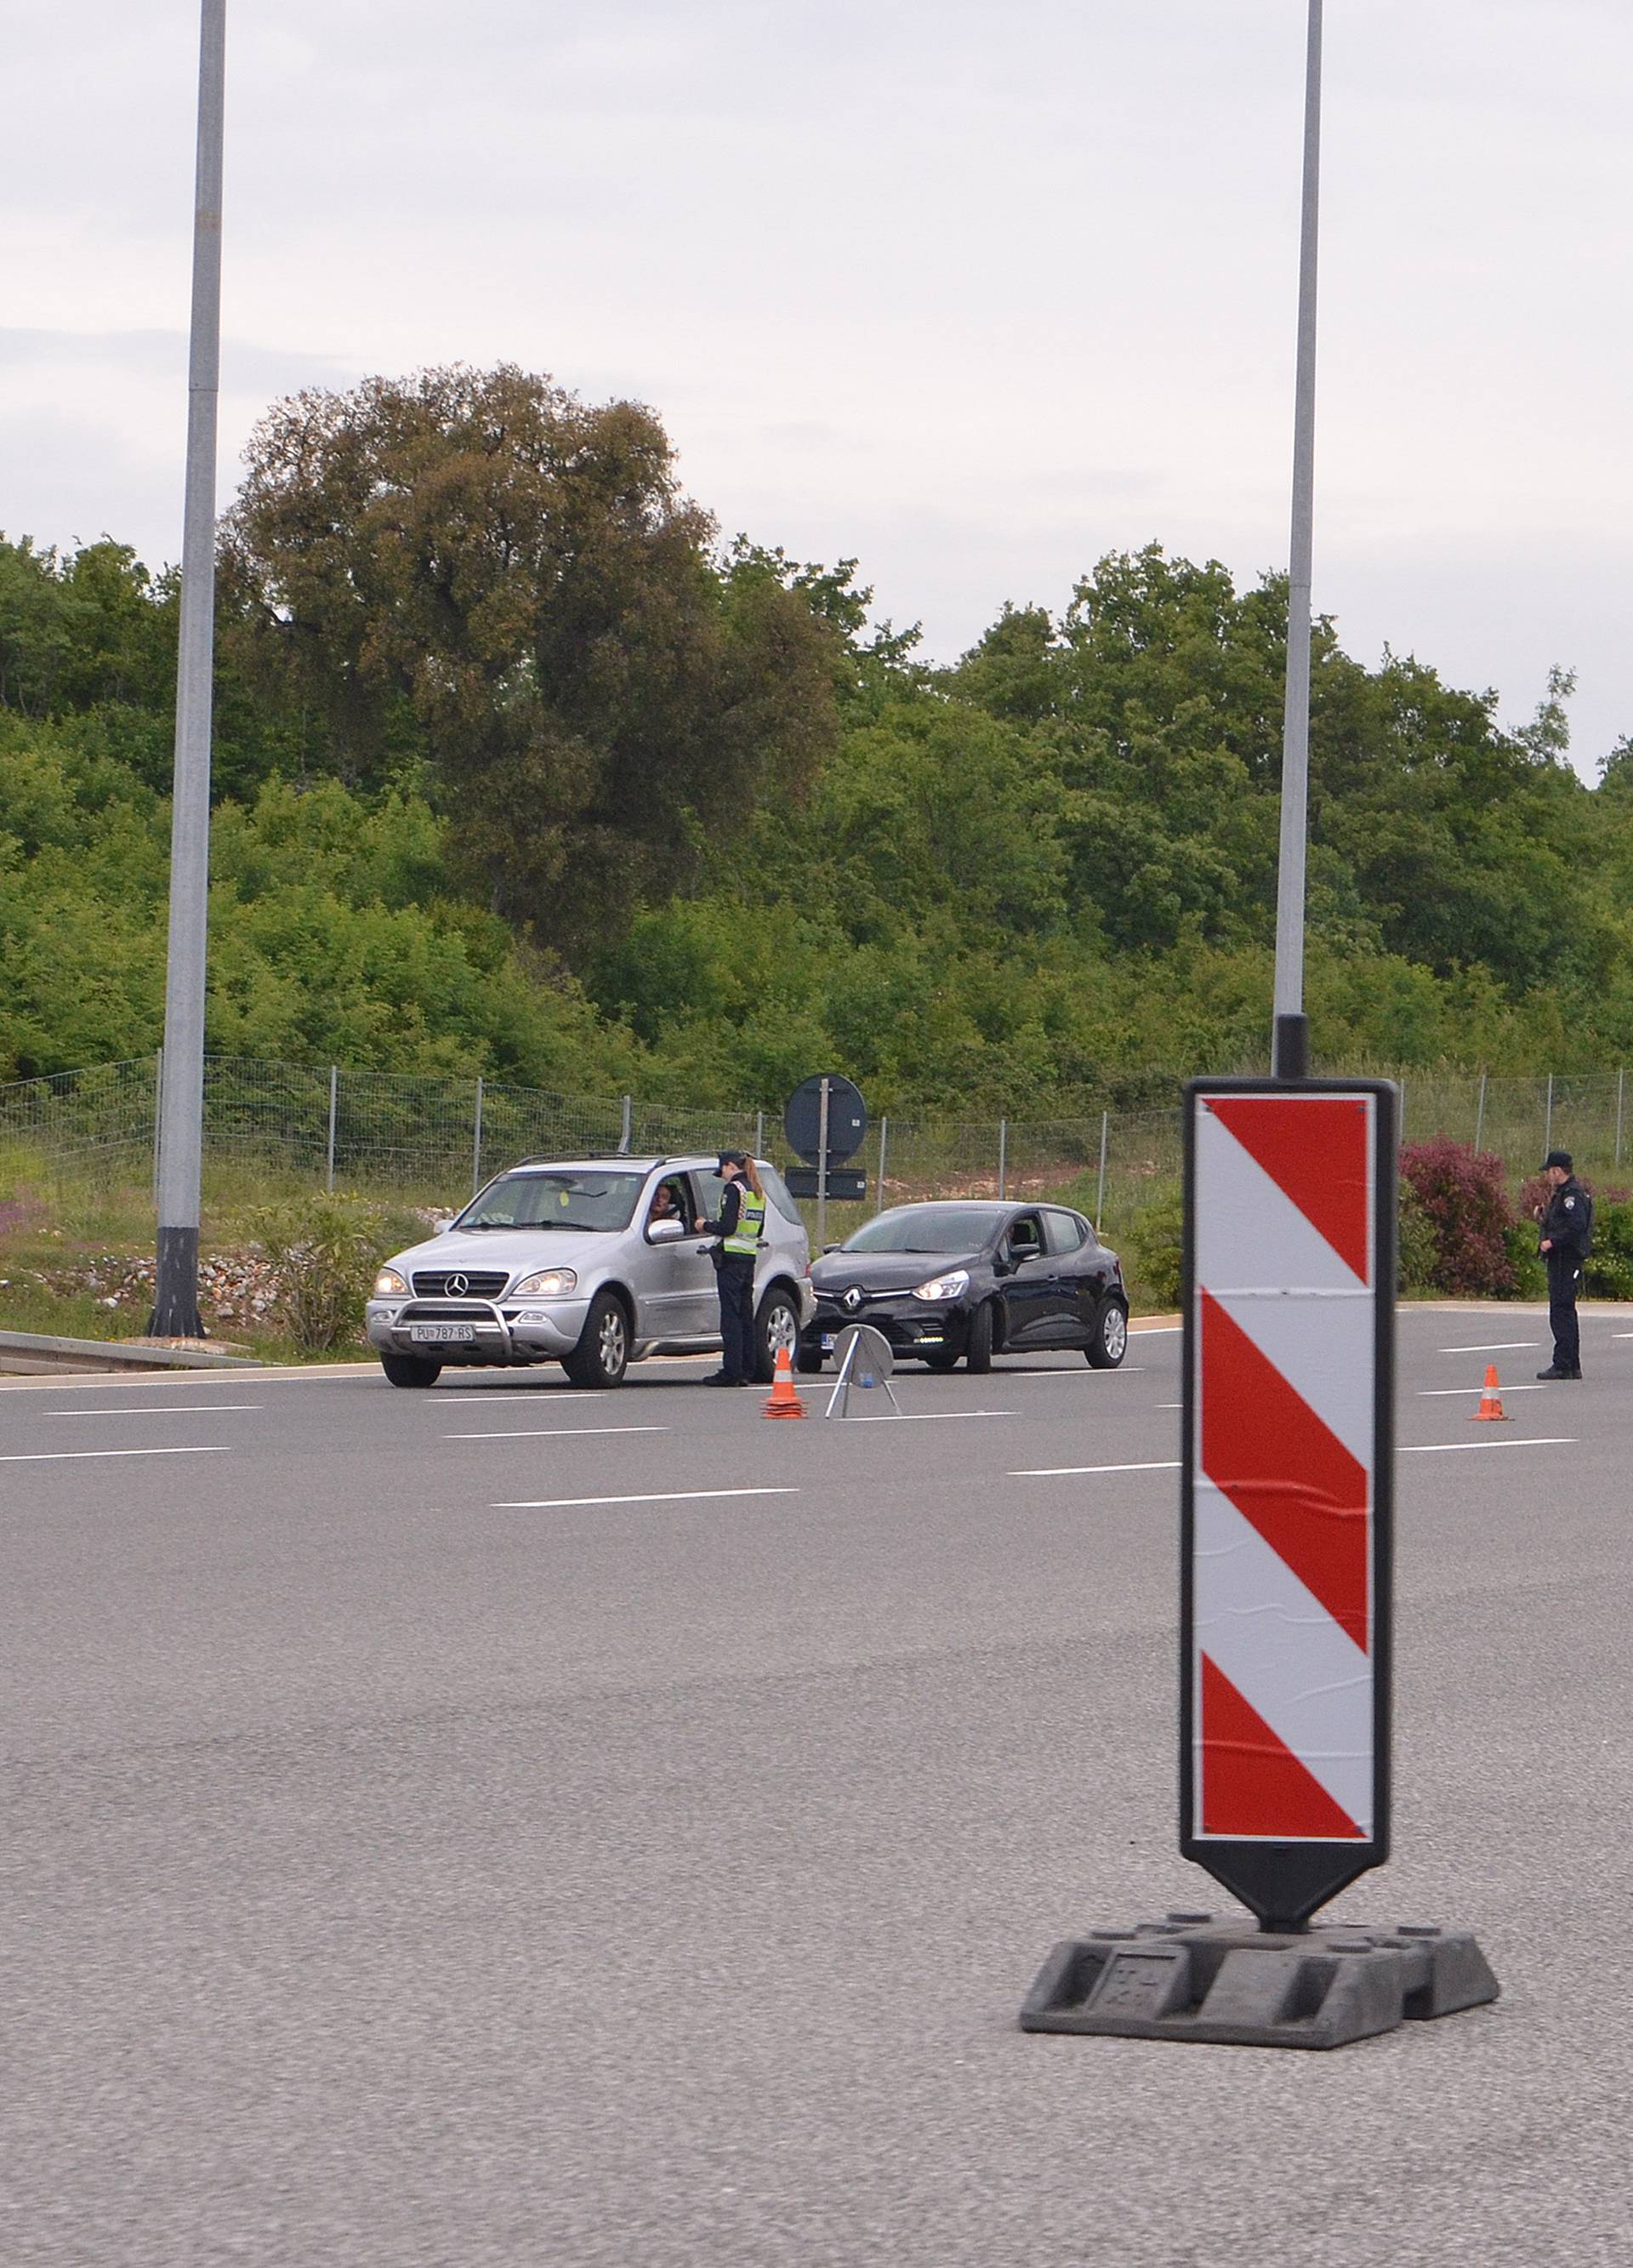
[1399,1138,1516,1296]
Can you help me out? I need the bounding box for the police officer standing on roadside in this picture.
[696,1149,766,1387]
[1535,1148,1593,1381]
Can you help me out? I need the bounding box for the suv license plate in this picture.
[820,1334,835,1351]
[410,1324,476,1343]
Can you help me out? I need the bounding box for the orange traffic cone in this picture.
[763,1343,807,1420]
[1471,1365,1510,1423]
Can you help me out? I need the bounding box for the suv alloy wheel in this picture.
[754,1287,800,1384]
[562,1290,630,1388]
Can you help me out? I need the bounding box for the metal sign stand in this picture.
[823,1325,901,1420]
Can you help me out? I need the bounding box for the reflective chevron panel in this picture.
[1180,1080,1397,1931]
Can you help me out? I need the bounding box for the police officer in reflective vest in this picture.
[696,1150,766,1387]
[1535,1148,1592,1381]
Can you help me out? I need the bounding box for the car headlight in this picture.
[373,1268,408,1296]
[911,1268,970,1302]
[511,1268,578,1297]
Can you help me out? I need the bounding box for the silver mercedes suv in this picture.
[366,1155,815,1388]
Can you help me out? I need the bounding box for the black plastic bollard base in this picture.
[1020,1915,1499,2050]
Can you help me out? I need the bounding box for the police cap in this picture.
[1541,1148,1573,1172]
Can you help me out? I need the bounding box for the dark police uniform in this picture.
[697,1163,765,1386]
[1538,1165,1591,1379]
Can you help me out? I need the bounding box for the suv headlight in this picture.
[373,1268,408,1296]
[911,1268,970,1302]
[512,1268,578,1297]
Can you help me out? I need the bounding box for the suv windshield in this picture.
[457,1170,645,1233]
[843,1204,1004,1255]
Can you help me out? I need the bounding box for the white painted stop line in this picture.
[0,1445,232,1464]
[493,1487,799,1509]
[1402,1438,1574,1455]
[1011,1460,1181,1477]
[48,1404,264,1418]
[444,1425,669,1440]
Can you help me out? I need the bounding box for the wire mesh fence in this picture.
[3,1056,1630,1235]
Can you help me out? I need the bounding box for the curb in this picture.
[0,1329,259,1375]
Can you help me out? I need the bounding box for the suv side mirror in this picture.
[432,1217,456,1235]
[647,1217,688,1243]
[822,1242,842,1254]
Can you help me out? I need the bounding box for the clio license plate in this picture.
[410,1324,476,1343]
[821,1334,835,1351]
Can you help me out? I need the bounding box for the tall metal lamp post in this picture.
[149,0,226,1338]
[1272,0,1322,1082]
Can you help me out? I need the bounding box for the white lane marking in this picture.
[1614,1333,1633,1340]
[1416,1383,1547,1397]
[1013,1367,1147,1381]
[444,1425,669,1441]
[1438,1340,1540,1354]
[1129,1325,1182,1336]
[845,1410,1012,1423]
[1157,1401,1182,1409]
[48,1404,264,1419]
[1403,1439,1575,1455]
[0,1445,231,1464]
[1011,1460,1181,1477]
[430,1391,600,1403]
[493,1487,799,1509]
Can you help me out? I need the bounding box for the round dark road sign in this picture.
[783,1074,868,1165]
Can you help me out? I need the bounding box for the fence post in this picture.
[1473,1071,1487,1154]
[1398,1076,1407,1141]
[1545,1072,1554,1156]
[325,1064,338,1193]
[1095,1108,1110,1234]
[997,1119,1008,1201]
[1618,1068,1625,1169]
[472,1076,485,1197]
[617,1093,632,1154]
[152,1047,163,1201]
[876,1115,889,1213]
[754,1108,765,1157]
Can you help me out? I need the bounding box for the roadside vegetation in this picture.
[4,363,1633,1120]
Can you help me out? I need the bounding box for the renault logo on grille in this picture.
[842,1286,865,1312]
[446,1273,470,1296]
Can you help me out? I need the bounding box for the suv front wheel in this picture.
[382,1353,441,1388]
[562,1291,630,1388]
[754,1287,801,1384]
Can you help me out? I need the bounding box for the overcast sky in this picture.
[6,1,1630,775]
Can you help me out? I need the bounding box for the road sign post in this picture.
[1021,1077,1499,2047]
[783,1074,868,1246]
[817,1077,830,1252]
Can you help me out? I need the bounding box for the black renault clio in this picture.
[797,1200,1129,1374]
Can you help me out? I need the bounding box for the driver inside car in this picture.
[647,1180,687,1229]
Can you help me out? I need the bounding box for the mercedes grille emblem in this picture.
[446,1273,469,1296]
[843,1286,864,1312]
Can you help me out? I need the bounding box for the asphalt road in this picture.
[4,1306,1631,2267]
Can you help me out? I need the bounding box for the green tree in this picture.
[223,365,839,946]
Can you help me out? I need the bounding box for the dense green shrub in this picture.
[1399,1139,1516,1297]
[1585,1199,1633,1302]
[1397,1180,1437,1293]
[248,1194,425,1353]
[1503,1222,1547,1301]
[1123,1196,1183,1312]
